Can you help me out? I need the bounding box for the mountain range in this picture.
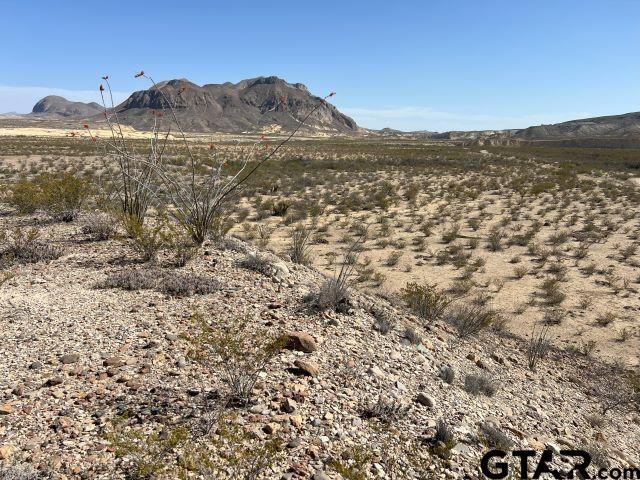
[25,76,640,145]
[29,76,357,134]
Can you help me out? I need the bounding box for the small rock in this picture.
[103,357,124,367]
[60,353,80,365]
[45,377,64,387]
[0,404,13,415]
[294,359,319,377]
[415,393,435,408]
[283,331,317,353]
[0,445,14,460]
[451,443,473,456]
[287,437,302,448]
[282,398,298,413]
[263,422,280,435]
[176,358,187,368]
[29,361,43,370]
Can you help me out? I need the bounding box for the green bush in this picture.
[7,172,89,221]
[400,282,452,321]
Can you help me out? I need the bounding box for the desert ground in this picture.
[0,132,639,479]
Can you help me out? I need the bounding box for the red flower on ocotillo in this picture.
[328,92,336,97]
[134,70,145,78]
[99,84,105,92]
[83,124,89,129]
[102,75,109,80]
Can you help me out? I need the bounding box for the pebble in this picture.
[415,392,435,408]
[60,354,80,365]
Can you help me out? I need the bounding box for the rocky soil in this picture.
[0,214,639,479]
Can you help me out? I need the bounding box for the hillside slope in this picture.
[513,112,640,141]
[0,212,638,479]
[31,95,102,118]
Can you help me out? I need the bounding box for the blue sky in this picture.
[1,0,638,131]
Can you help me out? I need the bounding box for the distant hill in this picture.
[114,76,358,133]
[27,84,640,145]
[31,96,102,118]
[29,77,358,134]
[373,111,640,147]
[512,111,640,141]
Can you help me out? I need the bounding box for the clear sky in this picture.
[1,0,638,131]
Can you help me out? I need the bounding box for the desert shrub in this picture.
[431,418,456,458]
[400,282,452,322]
[158,273,220,297]
[99,269,218,297]
[590,365,640,415]
[513,265,529,279]
[271,199,290,217]
[122,215,169,262]
[445,304,496,338]
[540,277,566,306]
[189,313,282,406]
[360,397,408,423]
[595,311,617,327]
[315,277,351,313]
[168,237,198,267]
[478,423,513,450]
[486,226,503,251]
[441,223,460,243]
[448,279,474,296]
[312,232,366,312]
[0,465,49,480]
[82,212,117,240]
[329,446,372,480]
[585,414,606,429]
[464,373,497,397]
[543,308,564,325]
[385,250,403,267]
[583,443,611,470]
[617,328,632,342]
[109,416,282,480]
[439,364,455,384]
[467,217,482,231]
[0,227,62,265]
[7,177,42,214]
[98,268,159,291]
[289,224,313,265]
[580,339,597,357]
[238,252,274,275]
[37,171,90,221]
[620,243,638,261]
[109,425,190,479]
[403,326,422,345]
[216,236,249,253]
[526,324,551,371]
[548,229,570,245]
[574,243,590,260]
[371,306,395,334]
[0,270,14,288]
